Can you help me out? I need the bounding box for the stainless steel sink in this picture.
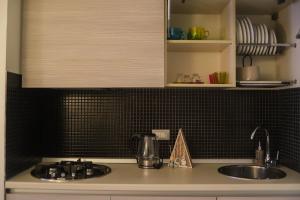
[218,165,286,180]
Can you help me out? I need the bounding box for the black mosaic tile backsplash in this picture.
[6,72,300,175]
[40,89,279,159]
[277,88,300,172]
[6,73,41,179]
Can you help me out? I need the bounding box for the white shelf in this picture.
[167,40,232,52]
[166,83,235,88]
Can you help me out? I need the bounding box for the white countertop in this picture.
[6,163,300,196]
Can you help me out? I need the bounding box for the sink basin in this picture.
[218,165,286,180]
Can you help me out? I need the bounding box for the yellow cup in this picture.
[188,26,209,40]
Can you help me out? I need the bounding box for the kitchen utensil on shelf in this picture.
[183,74,192,83]
[131,133,163,169]
[209,72,228,84]
[168,27,186,40]
[191,73,201,83]
[176,73,184,83]
[187,26,209,40]
[239,55,259,81]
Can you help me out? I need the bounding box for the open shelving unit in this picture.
[166,0,236,88]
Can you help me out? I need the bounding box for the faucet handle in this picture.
[275,150,280,165]
[265,150,280,168]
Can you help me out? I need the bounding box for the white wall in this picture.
[6,0,21,74]
[277,0,300,86]
[0,0,7,199]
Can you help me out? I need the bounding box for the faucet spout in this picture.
[250,126,260,140]
[250,126,271,167]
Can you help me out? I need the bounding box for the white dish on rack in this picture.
[254,25,261,55]
[262,24,269,55]
[257,25,264,55]
[239,18,247,55]
[253,25,258,55]
[268,30,274,55]
[260,24,266,55]
[241,17,250,55]
[236,19,243,54]
[244,17,254,55]
[271,30,277,55]
[258,25,264,55]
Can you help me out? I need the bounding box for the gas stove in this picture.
[31,159,111,181]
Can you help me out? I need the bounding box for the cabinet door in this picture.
[112,196,216,200]
[218,197,300,200]
[6,193,110,200]
[22,0,165,88]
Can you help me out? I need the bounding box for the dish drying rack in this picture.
[237,43,297,56]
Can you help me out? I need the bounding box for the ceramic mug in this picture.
[239,55,259,81]
[168,27,185,40]
[188,26,209,40]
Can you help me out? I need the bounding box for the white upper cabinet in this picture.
[21,0,165,88]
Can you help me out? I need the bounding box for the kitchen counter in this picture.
[6,163,300,196]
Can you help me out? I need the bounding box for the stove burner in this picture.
[31,159,111,181]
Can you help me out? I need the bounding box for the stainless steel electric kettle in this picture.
[131,133,163,169]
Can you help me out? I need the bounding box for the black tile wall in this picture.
[40,89,279,159]
[7,72,300,175]
[6,72,42,179]
[277,88,300,172]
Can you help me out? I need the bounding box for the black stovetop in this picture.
[31,159,111,181]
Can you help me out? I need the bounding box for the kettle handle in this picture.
[130,134,141,163]
[153,158,163,169]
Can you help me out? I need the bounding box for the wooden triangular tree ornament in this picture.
[169,128,193,168]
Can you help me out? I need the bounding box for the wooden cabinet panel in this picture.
[112,196,216,200]
[22,0,165,88]
[6,193,110,200]
[218,197,300,200]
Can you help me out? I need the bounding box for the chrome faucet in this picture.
[250,126,272,167]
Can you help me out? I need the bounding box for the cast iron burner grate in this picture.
[31,159,111,181]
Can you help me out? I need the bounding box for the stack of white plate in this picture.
[236,17,277,56]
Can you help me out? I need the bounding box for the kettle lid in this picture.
[141,133,156,137]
